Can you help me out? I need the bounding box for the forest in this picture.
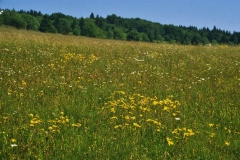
[1,8,240,45]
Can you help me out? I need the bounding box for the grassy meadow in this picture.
[0,27,240,159]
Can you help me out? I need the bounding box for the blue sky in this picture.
[1,0,239,33]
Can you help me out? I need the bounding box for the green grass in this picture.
[0,27,240,159]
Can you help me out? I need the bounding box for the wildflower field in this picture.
[0,27,240,159]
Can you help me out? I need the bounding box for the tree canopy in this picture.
[0,9,240,45]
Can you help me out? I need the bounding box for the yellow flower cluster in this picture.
[61,53,85,62]
[183,129,196,138]
[172,128,197,139]
[48,115,69,124]
[60,52,98,65]
[103,91,181,132]
[48,112,70,133]
[27,112,81,133]
[152,96,181,113]
[29,114,42,127]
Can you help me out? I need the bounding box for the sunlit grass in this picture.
[0,27,240,159]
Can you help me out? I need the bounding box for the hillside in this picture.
[0,27,240,159]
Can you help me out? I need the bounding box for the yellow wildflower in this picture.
[184,129,195,137]
[153,101,159,106]
[210,133,215,138]
[209,123,214,127]
[225,141,230,146]
[172,128,181,135]
[72,123,82,127]
[30,118,42,124]
[146,119,154,122]
[163,106,170,112]
[166,137,174,146]
[125,115,130,120]
[110,116,118,120]
[22,80,27,86]
[110,107,115,113]
[52,125,58,128]
[118,91,125,94]
[11,139,17,143]
[114,125,122,129]
[158,100,163,105]
[153,120,161,126]
[131,116,136,120]
[133,122,141,128]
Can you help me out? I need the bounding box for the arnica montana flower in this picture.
[11,139,17,143]
[163,106,170,112]
[114,125,122,129]
[166,137,174,146]
[184,129,195,137]
[21,80,27,86]
[225,141,230,146]
[133,122,141,128]
[152,101,159,106]
[110,116,118,120]
[210,133,215,138]
[209,123,214,127]
[72,123,82,127]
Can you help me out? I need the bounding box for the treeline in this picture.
[1,9,240,45]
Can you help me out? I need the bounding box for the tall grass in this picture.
[0,27,240,159]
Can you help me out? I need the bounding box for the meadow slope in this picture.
[0,27,240,159]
